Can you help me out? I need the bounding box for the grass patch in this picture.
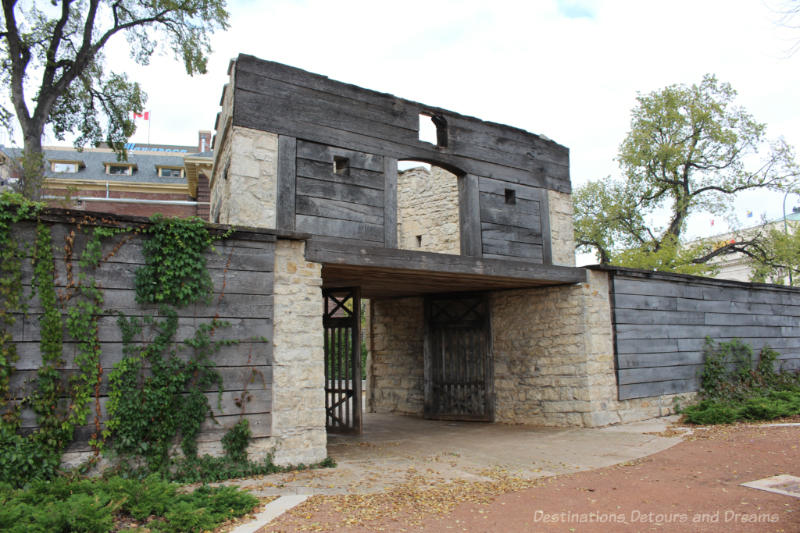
[0,474,259,533]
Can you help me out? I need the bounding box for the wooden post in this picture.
[458,173,482,257]
[352,287,362,433]
[384,157,398,249]
[539,187,553,265]
[276,135,296,230]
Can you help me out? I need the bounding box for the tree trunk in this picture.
[20,124,46,200]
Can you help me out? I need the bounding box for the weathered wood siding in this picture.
[8,217,275,453]
[607,268,800,400]
[230,54,569,262]
[295,140,385,244]
[478,177,548,262]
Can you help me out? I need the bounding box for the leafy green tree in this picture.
[0,0,229,198]
[575,74,799,272]
[750,222,800,285]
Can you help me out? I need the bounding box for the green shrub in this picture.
[0,475,259,533]
[682,338,800,425]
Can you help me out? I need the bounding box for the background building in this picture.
[0,131,213,219]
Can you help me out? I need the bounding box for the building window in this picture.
[158,167,183,177]
[106,164,134,175]
[51,162,79,173]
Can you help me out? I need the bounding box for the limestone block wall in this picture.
[210,126,278,228]
[547,190,576,267]
[491,281,592,426]
[368,297,425,414]
[491,269,684,427]
[270,239,326,465]
[397,166,460,254]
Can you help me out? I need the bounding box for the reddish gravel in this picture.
[263,423,800,532]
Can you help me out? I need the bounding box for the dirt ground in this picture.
[260,422,799,532]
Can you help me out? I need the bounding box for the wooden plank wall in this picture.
[295,140,385,244]
[231,55,569,263]
[611,271,800,400]
[478,177,546,261]
[8,219,275,453]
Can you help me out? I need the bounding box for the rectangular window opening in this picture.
[158,167,183,178]
[418,113,447,147]
[51,162,79,173]
[106,164,134,176]
[333,156,350,175]
[505,188,516,205]
[419,113,438,144]
[416,235,423,247]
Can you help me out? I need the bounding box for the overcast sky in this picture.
[23,0,800,243]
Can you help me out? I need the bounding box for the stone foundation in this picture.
[270,239,327,465]
[368,297,424,414]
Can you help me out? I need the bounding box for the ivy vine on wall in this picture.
[0,195,272,486]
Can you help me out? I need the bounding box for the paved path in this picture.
[232,413,685,499]
[251,421,800,532]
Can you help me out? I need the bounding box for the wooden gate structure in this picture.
[323,288,362,433]
[424,294,494,421]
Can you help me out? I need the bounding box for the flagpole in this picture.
[148,112,151,145]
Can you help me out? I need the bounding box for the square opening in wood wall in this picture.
[504,188,516,205]
[333,156,350,175]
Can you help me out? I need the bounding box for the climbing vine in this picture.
[106,309,232,472]
[0,192,41,421]
[0,202,278,485]
[30,221,67,450]
[134,214,214,306]
[105,215,246,477]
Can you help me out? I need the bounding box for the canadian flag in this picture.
[133,111,150,120]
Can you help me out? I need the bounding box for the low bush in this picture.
[681,338,800,425]
[0,474,259,533]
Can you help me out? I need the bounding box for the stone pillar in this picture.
[547,190,576,267]
[271,239,326,465]
[210,121,278,227]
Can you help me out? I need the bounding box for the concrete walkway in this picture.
[233,413,685,498]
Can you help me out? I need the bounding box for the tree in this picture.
[750,222,800,285]
[575,74,799,273]
[1,1,229,198]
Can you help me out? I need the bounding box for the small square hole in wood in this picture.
[505,189,516,205]
[333,156,350,175]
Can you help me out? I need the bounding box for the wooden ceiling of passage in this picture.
[321,264,580,299]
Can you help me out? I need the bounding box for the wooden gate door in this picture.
[323,287,362,434]
[424,294,493,421]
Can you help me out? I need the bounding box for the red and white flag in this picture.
[133,111,150,120]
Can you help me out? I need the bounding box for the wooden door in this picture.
[424,294,493,421]
[323,287,362,434]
